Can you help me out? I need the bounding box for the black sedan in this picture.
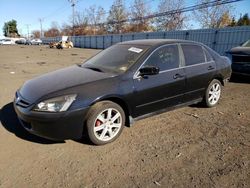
[14,39,231,145]
[227,39,250,76]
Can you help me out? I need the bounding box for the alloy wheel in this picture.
[93,108,122,142]
[208,83,221,105]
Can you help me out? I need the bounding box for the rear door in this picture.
[132,44,186,117]
[181,44,216,101]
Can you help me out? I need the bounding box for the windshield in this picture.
[242,40,250,47]
[82,44,149,73]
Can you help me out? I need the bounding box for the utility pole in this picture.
[39,18,44,38]
[26,24,31,39]
[68,0,76,36]
[7,25,10,37]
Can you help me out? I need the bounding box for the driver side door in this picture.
[132,44,186,117]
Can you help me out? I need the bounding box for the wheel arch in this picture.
[213,76,224,86]
[90,96,131,127]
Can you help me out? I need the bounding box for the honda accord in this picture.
[14,39,231,145]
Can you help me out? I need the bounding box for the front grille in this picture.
[232,55,250,63]
[15,92,31,108]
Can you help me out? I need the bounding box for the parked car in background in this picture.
[14,39,231,145]
[31,38,42,45]
[0,39,14,45]
[25,39,32,45]
[15,38,27,45]
[227,39,250,76]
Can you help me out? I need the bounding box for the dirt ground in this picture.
[0,45,249,188]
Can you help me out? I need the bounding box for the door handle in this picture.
[173,74,184,79]
[207,66,215,70]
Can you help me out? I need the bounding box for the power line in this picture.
[76,0,156,17]
[28,0,242,34]
[92,0,243,26]
[43,5,69,20]
[27,5,68,27]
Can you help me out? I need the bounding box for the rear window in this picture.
[182,44,205,66]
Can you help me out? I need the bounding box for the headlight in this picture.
[34,94,77,112]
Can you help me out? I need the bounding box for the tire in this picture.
[86,101,125,145]
[204,79,222,107]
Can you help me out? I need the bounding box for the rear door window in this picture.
[181,44,206,66]
[203,48,213,62]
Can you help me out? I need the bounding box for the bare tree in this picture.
[86,5,106,34]
[44,22,61,37]
[32,30,41,38]
[129,0,153,32]
[44,28,60,37]
[51,21,60,31]
[107,0,128,33]
[74,11,89,35]
[155,0,185,31]
[193,0,234,28]
[61,23,73,36]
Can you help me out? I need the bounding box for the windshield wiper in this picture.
[76,63,82,67]
[84,66,103,72]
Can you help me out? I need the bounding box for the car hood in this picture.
[19,65,116,103]
[228,47,250,55]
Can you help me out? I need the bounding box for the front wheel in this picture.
[204,79,222,107]
[86,101,125,145]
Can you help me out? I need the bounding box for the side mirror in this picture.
[139,66,159,76]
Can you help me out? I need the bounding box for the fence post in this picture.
[96,35,98,49]
[212,30,218,50]
[111,35,113,45]
[185,31,189,40]
[80,36,84,48]
[103,35,105,49]
[84,36,86,48]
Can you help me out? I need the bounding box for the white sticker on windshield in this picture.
[128,47,143,53]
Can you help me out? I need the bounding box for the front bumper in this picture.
[14,102,89,141]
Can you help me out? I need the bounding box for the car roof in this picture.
[119,39,201,46]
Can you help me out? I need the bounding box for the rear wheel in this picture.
[86,101,125,145]
[205,79,222,107]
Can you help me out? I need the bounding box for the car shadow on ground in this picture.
[0,102,65,144]
[73,136,95,146]
[230,74,250,84]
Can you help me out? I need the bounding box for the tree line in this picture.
[3,0,250,38]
